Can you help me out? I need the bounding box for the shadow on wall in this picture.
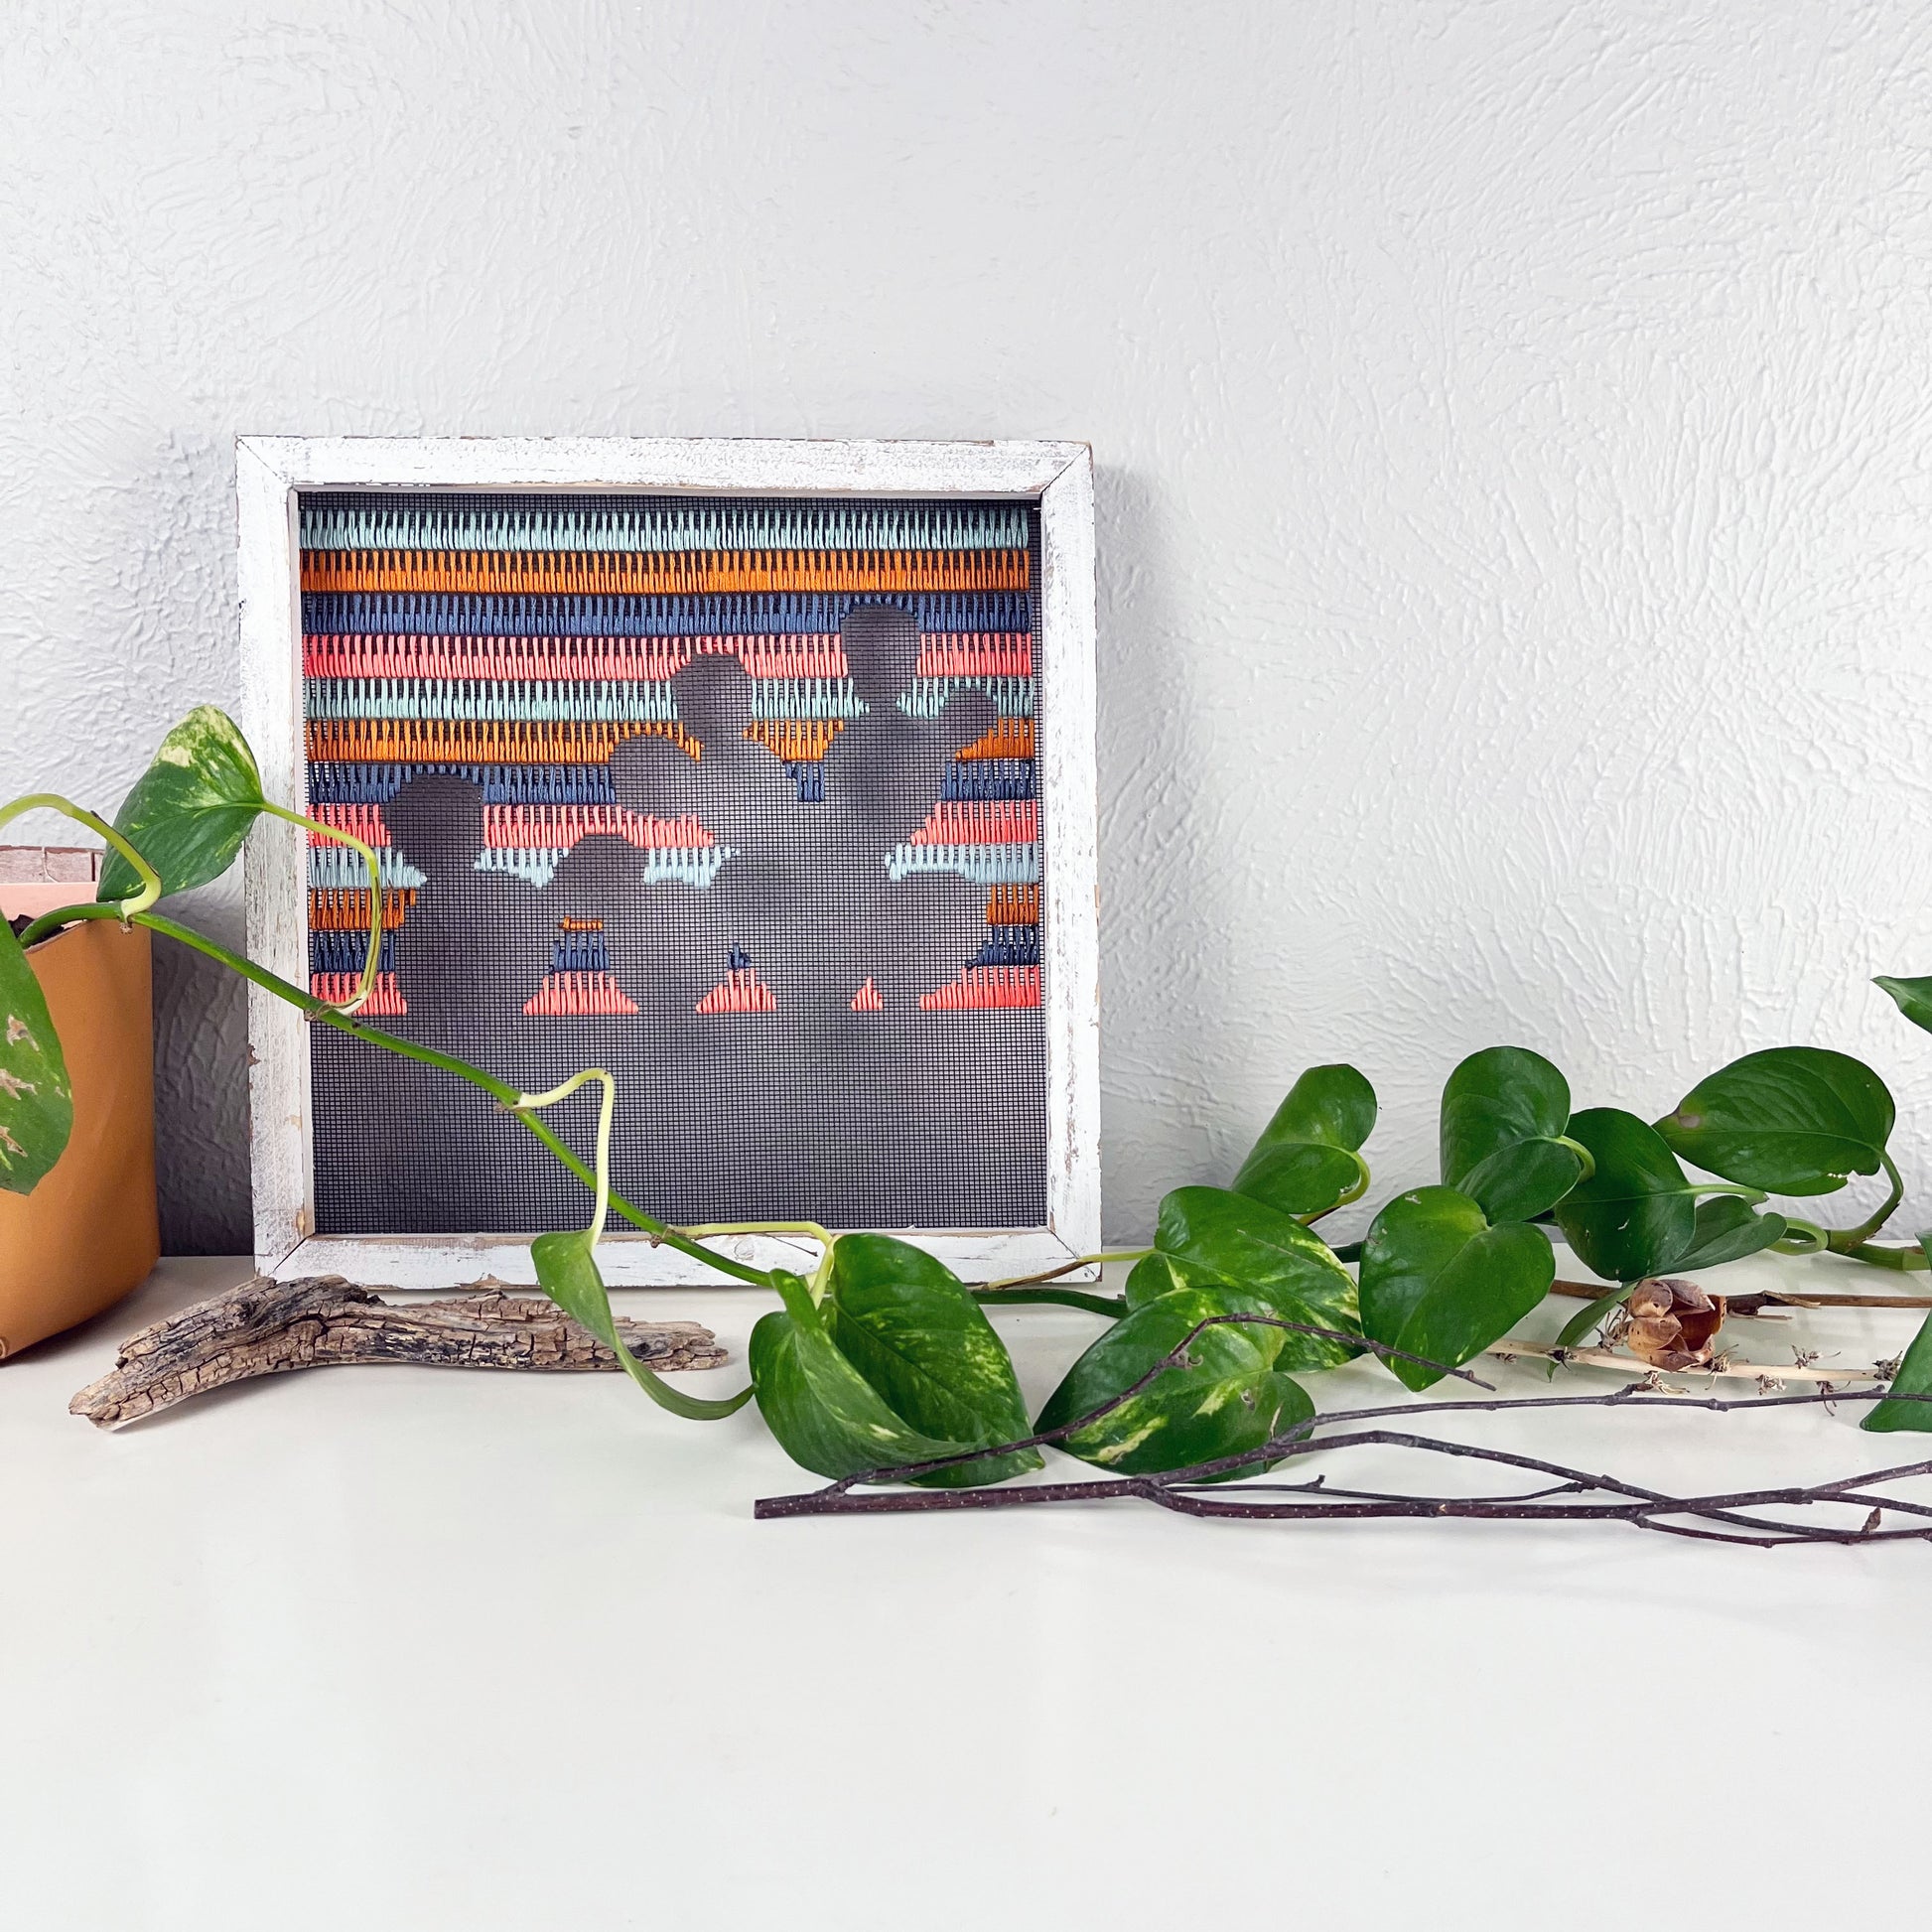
[1093,462,1248,1229]
[152,875,252,1252]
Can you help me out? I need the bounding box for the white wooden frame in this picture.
[238,437,1099,1288]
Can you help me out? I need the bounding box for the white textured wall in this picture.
[6,1,1932,1252]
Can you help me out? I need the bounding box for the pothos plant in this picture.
[8,707,1932,1503]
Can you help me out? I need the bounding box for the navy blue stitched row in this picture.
[310,929,398,975]
[969,926,1041,968]
[551,931,612,973]
[308,761,620,805]
[301,590,1032,638]
[943,758,1035,801]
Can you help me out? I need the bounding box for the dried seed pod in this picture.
[1622,1277,1726,1371]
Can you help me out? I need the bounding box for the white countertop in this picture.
[4,1251,1929,1931]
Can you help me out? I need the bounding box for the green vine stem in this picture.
[969,1250,1151,1311]
[679,1219,839,1298]
[1773,1217,1830,1255]
[515,1069,617,1244]
[1553,1134,1596,1180]
[129,910,785,1292]
[1825,1150,1906,1254]
[1831,1240,1931,1273]
[975,1285,1130,1316]
[4,794,161,941]
[258,801,384,1016]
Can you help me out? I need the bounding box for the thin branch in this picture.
[756,1380,1932,1542]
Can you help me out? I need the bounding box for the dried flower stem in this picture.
[1490,1339,1889,1385]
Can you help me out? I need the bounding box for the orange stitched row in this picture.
[986,884,1041,926]
[310,888,416,930]
[558,916,605,931]
[742,718,845,763]
[300,548,1032,595]
[956,718,1035,761]
[304,718,699,763]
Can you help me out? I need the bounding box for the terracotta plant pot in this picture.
[0,919,160,1358]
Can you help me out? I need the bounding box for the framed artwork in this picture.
[238,438,1099,1286]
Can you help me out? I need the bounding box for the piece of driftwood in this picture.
[69,1274,728,1429]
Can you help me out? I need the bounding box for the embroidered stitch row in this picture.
[309,887,415,929]
[303,719,699,762]
[310,847,426,891]
[523,971,640,1017]
[943,759,1035,800]
[302,590,1032,637]
[479,806,714,851]
[906,799,1039,846]
[310,929,396,975]
[303,631,1029,680]
[303,634,858,680]
[301,500,1030,555]
[311,971,408,1015]
[301,548,1030,595]
[304,677,683,724]
[919,966,1042,1012]
[897,675,1036,720]
[477,845,733,891]
[308,761,621,805]
[695,947,777,1015]
[886,842,1042,885]
[957,718,1035,760]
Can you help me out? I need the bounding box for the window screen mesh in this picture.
[299,490,1049,1233]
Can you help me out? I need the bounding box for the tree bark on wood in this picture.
[70,1274,729,1429]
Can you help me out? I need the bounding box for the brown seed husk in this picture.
[1622,1277,1726,1371]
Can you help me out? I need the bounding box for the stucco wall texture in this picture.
[6,1,1932,1254]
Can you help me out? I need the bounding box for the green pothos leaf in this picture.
[750,1236,1040,1487]
[1154,1185,1360,1340]
[1125,1251,1357,1371]
[1231,1063,1376,1218]
[531,1230,751,1420]
[0,919,73,1193]
[1863,1235,1932,1434]
[97,705,266,902]
[1438,1045,1585,1222]
[1655,1047,1893,1196]
[1670,1192,1787,1269]
[1552,1108,1702,1283]
[1358,1185,1555,1391]
[1035,1287,1314,1479]
[1874,976,1932,1036]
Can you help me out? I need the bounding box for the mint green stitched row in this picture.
[309,848,426,890]
[304,678,679,724]
[474,845,735,891]
[298,502,1030,554]
[748,679,872,722]
[896,676,1035,720]
[885,842,1041,885]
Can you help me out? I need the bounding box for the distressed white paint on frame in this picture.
[239,437,1101,1287]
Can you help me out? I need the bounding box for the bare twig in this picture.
[756,1325,1932,1542]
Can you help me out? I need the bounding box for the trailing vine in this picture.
[7,707,1932,1540]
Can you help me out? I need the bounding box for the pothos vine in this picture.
[7,707,1932,1539]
